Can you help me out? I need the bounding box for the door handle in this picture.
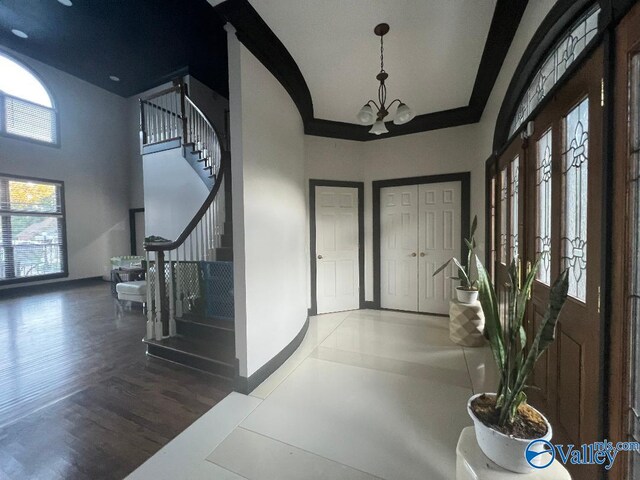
[410,252,417,257]
[420,252,426,257]
[317,255,323,259]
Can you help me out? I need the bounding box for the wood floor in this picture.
[0,280,232,479]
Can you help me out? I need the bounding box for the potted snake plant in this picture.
[433,215,479,304]
[467,254,569,473]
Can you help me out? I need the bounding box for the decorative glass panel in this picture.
[562,97,589,302]
[510,156,519,261]
[536,129,553,285]
[500,169,508,264]
[509,5,600,136]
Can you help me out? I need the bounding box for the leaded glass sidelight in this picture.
[500,169,508,265]
[509,5,600,137]
[562,97,589,302]
[510,156,520,261]
[536,129,553,285]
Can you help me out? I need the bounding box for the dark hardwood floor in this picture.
[0,279,232,479]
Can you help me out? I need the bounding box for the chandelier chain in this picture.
[380,35,384,73]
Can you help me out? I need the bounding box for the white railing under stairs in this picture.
[139,81,230,341]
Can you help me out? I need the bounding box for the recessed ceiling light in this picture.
[11,29,28,39]
[57,0,73,6]
[109,75,120,82]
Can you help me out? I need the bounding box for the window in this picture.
[0,52,58,145]
[562,96,589,302]
[0,175,67,283]
[509,5,600,137]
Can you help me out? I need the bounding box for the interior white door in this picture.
[380,185,419,311]
[418,182,461,314]
[315,186,359,314]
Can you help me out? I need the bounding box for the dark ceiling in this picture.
[0,0,229,98]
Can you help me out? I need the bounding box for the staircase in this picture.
[139,81,235,380]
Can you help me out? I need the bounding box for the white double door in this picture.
[380,182,461,314]
[315,186,360,314]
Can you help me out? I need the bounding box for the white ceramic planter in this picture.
[467,393,553,473]
[456,287,479,304]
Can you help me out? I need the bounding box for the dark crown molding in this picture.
[217,0,528,141]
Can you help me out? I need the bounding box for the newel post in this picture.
[156,250,169,337]
[179,81,188,144]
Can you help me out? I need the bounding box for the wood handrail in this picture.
[144,154,229,252]
[142,84,182,102]
[184,96,226,150]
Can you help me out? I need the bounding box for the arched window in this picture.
[508,4,601,137]
[0,52,58,145]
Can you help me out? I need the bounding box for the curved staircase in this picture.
[139,81,235,380]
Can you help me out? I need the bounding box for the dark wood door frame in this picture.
[309,180,365,316]
[129,208,145,256]
[372,172,471,309]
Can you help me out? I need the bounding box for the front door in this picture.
[315,185,360,314]
[524,47,604,478]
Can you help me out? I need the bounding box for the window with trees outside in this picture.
[0,52,58,145]
[0,175,67,284]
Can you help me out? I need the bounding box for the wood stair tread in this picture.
[143,335,235,366]
[178,314,234,331]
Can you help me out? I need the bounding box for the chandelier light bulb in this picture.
[393,102,415,125]
[369,120,389,135]
[357,104,375,125]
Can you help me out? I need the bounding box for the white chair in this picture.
[116,280,147,312]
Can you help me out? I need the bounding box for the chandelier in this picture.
[356,23,415,135]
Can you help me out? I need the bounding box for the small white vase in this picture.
[456,287,479,304]
[467,393,553,473]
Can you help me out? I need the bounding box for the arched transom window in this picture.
[0,52,58,144]
[509,4,601,137]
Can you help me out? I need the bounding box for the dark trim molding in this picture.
[484,154,497,267]
[235,316,310,394]
[217,0,527,141]
[308,180,365,315]
[129,208,145,256]
[372,172,471,309]
[363,301,377,310]
[0,276,103,297]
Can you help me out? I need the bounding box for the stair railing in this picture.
[140,81,229,341]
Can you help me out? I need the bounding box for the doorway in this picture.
[373,173,470,315]
[309,180,364,315]
[491,46,604,479]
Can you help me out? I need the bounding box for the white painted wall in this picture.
[304,125,482,302]
[228,30,308,378]
[142,148,209,241]
[0,47,131,288]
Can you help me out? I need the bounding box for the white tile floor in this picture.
[127,309,498,480]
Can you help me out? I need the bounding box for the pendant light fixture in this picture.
[356,23,415,135]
